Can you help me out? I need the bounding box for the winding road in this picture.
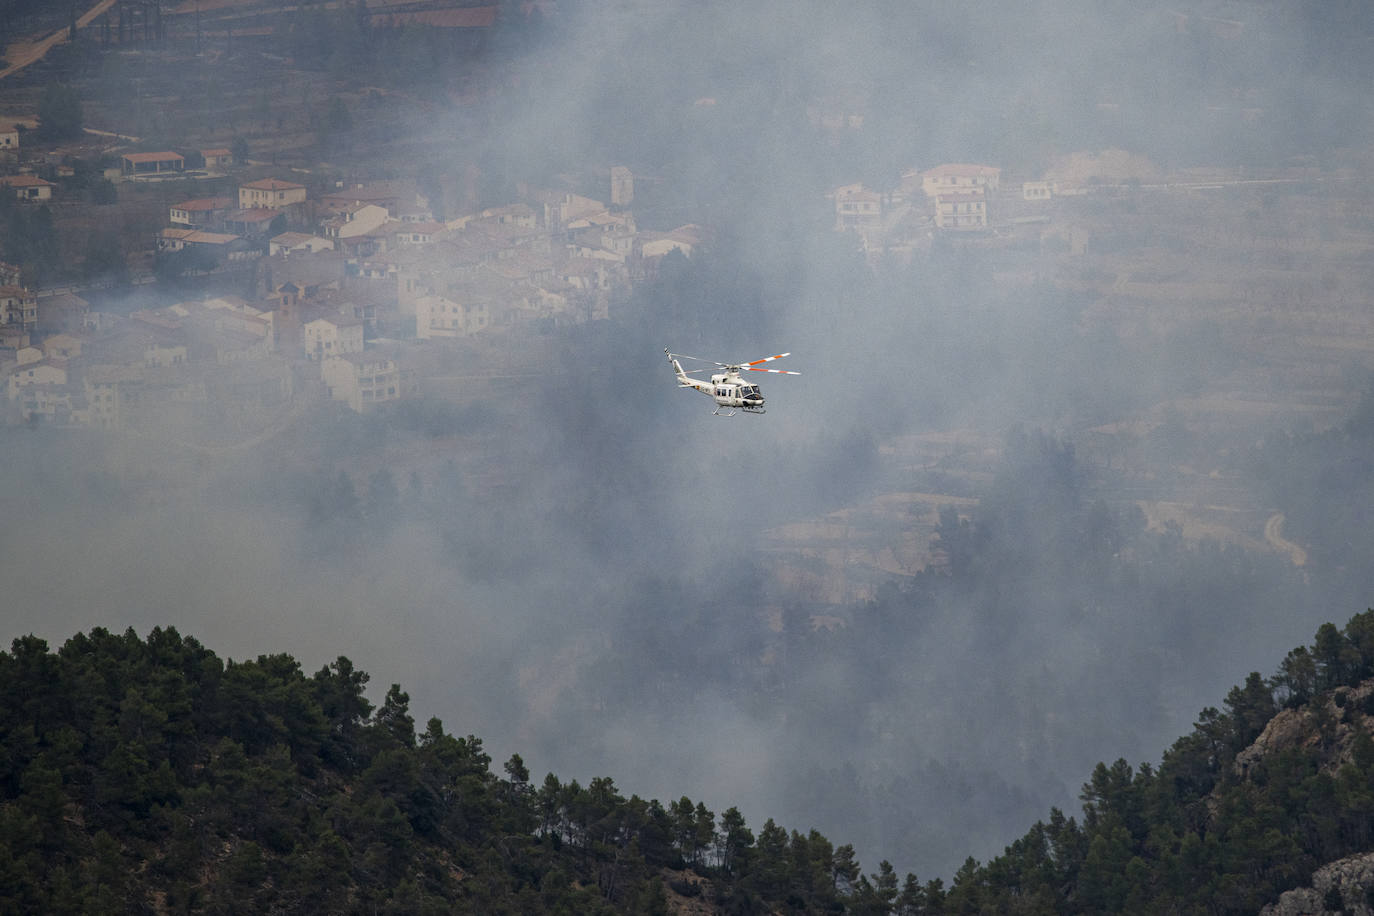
[1264,512,1308,567]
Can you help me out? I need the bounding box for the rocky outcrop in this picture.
[1237,682,1374,913]
[1235,683,1374,780]
[1261,852,1374,916]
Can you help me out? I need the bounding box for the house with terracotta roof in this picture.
[222,208,285,239]
[122,151,185,176]
[318,180,427,216]
[170,196,234,228]
[238,178,307,210]
[200,148,233,169]
[0,174,54,201]
[158,228,260,263]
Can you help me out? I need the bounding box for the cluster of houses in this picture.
[832,162,1069,258]
[2,169,706,427]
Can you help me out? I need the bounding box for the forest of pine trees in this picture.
[0,626,922,914]
[7,610,1374,913]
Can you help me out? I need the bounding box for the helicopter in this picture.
[665,347,800,416]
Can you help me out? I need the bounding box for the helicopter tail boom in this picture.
[665,348,710,393]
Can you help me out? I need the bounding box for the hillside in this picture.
[7,614,1374,913]
[0,626,914,914]
[945,609,1374,914]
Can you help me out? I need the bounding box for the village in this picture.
[0,0,1324,446]
[0,149,715,428]
[0,125,1057,435]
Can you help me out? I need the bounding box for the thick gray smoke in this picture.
[5,0,1374,882]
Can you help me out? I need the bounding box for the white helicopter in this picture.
[665,347,800,416]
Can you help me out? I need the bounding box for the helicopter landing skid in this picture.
[712,406,766,416]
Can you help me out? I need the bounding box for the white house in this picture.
[414,294,489,340]
[238,179,307,210]
[935,191,989,230]
[321,351,412,412]
[921,164,1001,197]
[9,359,67,403]
[302,315,364,360]
[200,147,233,169]
[0,175,54,201]
[833,183,882,232]
[321,203,389,239]
[0,127,17,151]
[390,220,446,247]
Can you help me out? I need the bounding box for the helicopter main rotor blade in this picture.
[743,352,791,366]
[744,366,801,375]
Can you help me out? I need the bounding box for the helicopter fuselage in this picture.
[673,368,765,414]
[666,348,796,416]
[707,372,766,413]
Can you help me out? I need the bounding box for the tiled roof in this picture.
[123,151,184,163]
[0,174,54,187]
[241,178,305,191]
[172,196,234,211]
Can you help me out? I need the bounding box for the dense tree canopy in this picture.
[938,607,1374,915]
[6,612,1374,912]
[0,627,920,913]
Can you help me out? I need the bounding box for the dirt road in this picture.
[0,0,119,82]
[1264,512,1308,567]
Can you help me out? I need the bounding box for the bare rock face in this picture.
[1234,683,1374,780]
[1233,705,1310,778]
[1260,852,1374,916]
